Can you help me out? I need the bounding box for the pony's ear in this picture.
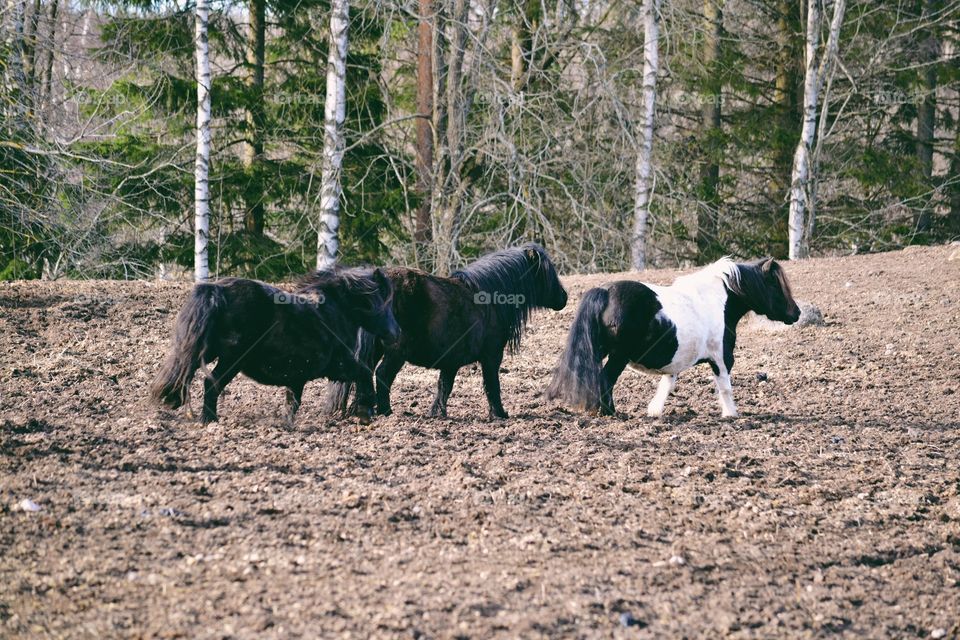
[760,257,776,274]
[372,268,388,287]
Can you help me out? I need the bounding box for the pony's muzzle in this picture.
[551,290,569,310]
[383,324,402,345]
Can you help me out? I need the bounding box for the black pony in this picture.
[151,267,399,425]
[546,257,800,418]
[324,243,568,420]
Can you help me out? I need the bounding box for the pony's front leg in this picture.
[429,367,458,418]
[646,374,677,417]
[285,382,304,428]
[350,373,376,424]
[480,353,508,420]
[712,366,738,418]
[374,353,405,416]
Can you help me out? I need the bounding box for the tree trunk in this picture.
[194,0,212,281]
[698,0,722,263]
[414,0,434,260]
[317,0,349,270]
[21,0,39,89]
[242,0,266,236]
[38,0,58,111]
[788,0,819,260]
[914,0,937,234]
[3,0,28,123]
[771,0,799,196]
[789,0,844,260]
[510,0,541,90]
[631,0,659,270]
[432,0,470,276]
[949,125,960,235]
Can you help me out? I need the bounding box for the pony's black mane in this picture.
[297,264,374,292]
[452,242,554,352]
[729,258,794,314]
[297,265,393,311]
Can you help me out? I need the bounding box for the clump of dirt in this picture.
[1,247,959,638]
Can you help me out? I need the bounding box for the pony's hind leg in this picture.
[429,367,458,418]
[374,353,405,416]
[646,374,677,417]
[480,353,508,419]
[285,382,305,428]
[201,360,239,424]
[600,356,628,416]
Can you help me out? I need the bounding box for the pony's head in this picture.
[730,258,801,324]
[299,267,401,343]
[520,242,568,311]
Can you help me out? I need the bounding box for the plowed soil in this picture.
[2,246,959,638]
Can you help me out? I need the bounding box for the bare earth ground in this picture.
[2,246,960,639]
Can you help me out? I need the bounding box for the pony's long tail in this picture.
[545,287,609,412]
[323,328,378,416]
[150,283,225,409]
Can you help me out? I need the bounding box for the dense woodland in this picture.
[1,0,958,280]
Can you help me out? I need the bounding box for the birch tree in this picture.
[194,0,211,281]
[317,0,349,270]
[788,0,845,260]
[3,0,28,122]
[631,0,659,270]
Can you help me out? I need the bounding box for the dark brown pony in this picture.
[151,267,399,425]
[323,243,567,420]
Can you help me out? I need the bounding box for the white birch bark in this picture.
[3,0,27,121]
[317,0,349,270]
[631,0,659,270]
[789,0,844,260]
[194,0,211,281]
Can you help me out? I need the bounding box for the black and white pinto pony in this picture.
[546,257,800,418]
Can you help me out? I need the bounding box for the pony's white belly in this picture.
[627,344,703,376]
[628,361,680,375]
[626,300,722,376]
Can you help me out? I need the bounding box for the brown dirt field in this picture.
[2,246,960,639]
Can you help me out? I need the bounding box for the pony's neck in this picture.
[723,288,753,328]
[453,261,534,352]
[314,294,357,346]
